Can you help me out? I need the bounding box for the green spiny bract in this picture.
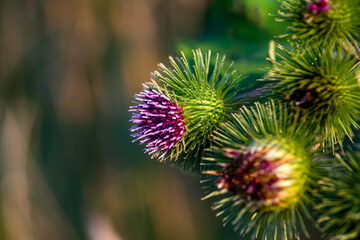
[202,102,318,240]
[267,43,360,149]
[316,150,360,240]
[275,0,360,53]
[151,49,245,175]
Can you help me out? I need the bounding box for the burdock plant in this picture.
[129,0,360,238]
[202,102,318,240]
[130,49,245,174]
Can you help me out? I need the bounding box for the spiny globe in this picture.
[267,43,360,149]
[202,102,318,240]
[130,49,245,175]
[275,0,360,53]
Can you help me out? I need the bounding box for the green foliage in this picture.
[152,49,246,175]
[231,0,285,34]
[267,43,360,149]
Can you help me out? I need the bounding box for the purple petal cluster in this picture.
[129,85,186,159]
[307,0,330,14]
[216,150,280,203]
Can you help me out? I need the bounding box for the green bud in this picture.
[267,43,360,149]
[276,0,360,52]
[149,49,246,175]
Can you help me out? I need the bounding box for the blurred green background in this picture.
[0,0,291,239]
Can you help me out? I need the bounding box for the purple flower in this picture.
[129,85,186,159]
[307,0,330,14]
[217,150,280,203]
[213,141,307,208]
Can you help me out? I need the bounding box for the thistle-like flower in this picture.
[130,49,245,174]
[267,43,360,149]
[315,150,360,240]
[129,84,186,160]
[203,102,318,239]
[275,0,360,52]
[214,140,309,209]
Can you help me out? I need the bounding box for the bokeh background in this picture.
[0,0,294,239]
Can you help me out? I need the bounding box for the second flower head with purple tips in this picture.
[129,84,186,160]
[307,0,330,14]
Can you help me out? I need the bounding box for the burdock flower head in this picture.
[203,102,318,239]
[275,0,360,52]
[129,84,185,160]
[130,49,245,174]
[267,43,360,149]
[215,139,308,209]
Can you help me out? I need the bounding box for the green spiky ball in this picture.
[202,102,318,239]
[267,43,360,149]
[151,49,245,175]
[276,0,360,52]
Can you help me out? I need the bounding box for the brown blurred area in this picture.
[0,0,234,240]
